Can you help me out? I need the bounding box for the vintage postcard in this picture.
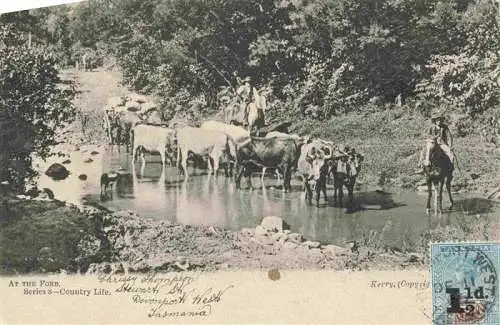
[1,0,499,324]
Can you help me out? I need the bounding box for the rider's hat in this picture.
[431,111,444,121]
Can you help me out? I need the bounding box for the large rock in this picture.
[45,163,70,180]
[321,244,350,256]
[255,225,268,237]
[260,216,284,232]
[303,240,321,249]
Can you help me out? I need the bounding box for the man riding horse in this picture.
[417,112,454,171]
[234,77,265,134]
[417,111,455,214]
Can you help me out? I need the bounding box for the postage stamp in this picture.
[431,243,499,325]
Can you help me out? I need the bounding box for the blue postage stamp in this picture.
[431,242,499,325]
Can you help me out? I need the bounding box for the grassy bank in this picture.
[291,108,499,194]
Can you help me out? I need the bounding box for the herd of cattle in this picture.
[102,114,364,207]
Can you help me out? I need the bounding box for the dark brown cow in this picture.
[235,137,301,192]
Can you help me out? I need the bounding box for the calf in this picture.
[100,172,119,200]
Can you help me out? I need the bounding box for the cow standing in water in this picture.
[105,110,140,152]
[176,126,238,179]
[131,124,176,168]
[200,120,250,177]
[235,136,301,193]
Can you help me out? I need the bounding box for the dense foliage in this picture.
[0,25,76,192]
[2,0,500,127]
[41,0,498,122]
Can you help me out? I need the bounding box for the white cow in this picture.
[176,126,238,179]
[200,120,250,144]
[200,120,250,177]
[132,124,176,167]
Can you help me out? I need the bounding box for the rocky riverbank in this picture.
[0,195,426,275]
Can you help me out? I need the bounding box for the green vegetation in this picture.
[5,1,499,121]
[30,0,499,124]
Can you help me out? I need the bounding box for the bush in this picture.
[0,25,76,192]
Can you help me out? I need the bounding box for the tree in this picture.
[0,25,76,192]
[416,1,500,116]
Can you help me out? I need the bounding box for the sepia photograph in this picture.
[0,0,499,323]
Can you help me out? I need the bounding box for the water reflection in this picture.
[36,145,500,249]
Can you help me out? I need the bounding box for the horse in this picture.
[224,88,266,134]
[423,138,454,216]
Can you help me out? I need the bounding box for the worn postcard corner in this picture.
[1,0,499,324]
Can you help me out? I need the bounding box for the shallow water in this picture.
[36,145,500,249]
